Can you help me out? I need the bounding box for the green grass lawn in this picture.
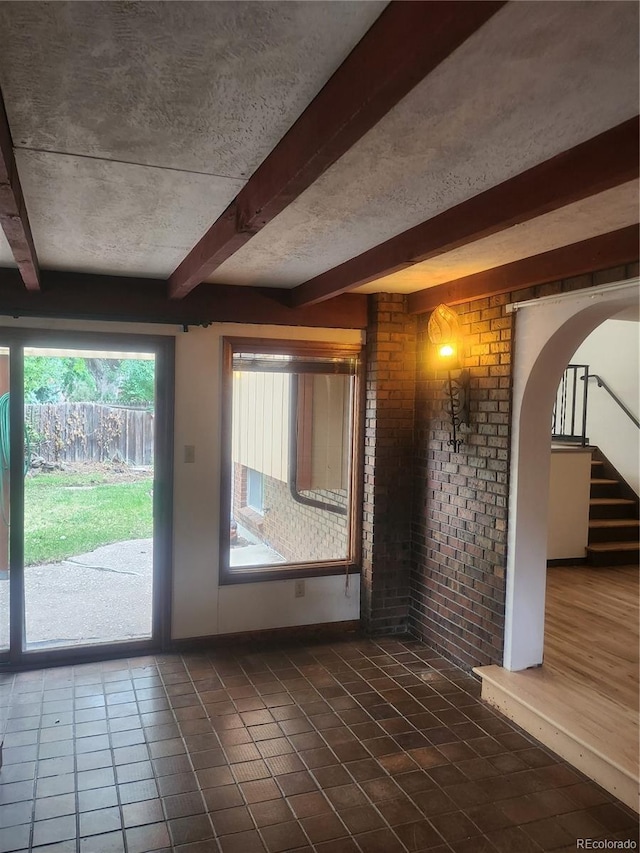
[24,471,153,565]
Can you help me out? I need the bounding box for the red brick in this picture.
[365,263,638,671]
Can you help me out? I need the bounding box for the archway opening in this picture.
[504,278,639,671]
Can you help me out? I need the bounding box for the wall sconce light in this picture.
[427,304,470,452]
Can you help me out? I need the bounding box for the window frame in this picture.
[220,337,363,585]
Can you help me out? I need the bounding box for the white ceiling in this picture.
[0,0,637,294]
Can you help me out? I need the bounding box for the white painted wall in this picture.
[0,316,363,640]
[218,573,359,635]
[571,319,639,495]
[172,323,363,639]
[547,449,591,560]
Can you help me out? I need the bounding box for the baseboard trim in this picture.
[167,620,361,651]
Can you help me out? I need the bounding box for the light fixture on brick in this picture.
[427,303,470,452]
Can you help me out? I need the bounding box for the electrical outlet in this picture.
[294,580,305,598]
[184,445,195,463]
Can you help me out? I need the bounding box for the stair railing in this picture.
[584,373,640,429]
[552,364,589,446]
[552,365,640,445]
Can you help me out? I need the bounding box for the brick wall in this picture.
[232,462,349,563]
[410,295,510,668]
[232,462,247,517]
[263,477,348,563]
[408,262,639,670]
[361,293,417,634]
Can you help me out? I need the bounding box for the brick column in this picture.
[410,294,512,667]
[361,294,417,634]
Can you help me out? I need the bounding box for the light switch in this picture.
[184,445,195,463]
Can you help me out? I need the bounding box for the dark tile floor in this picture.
[0,635,637,853]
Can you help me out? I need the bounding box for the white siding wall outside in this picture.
[232,371,289,483]
[309,374,350,491]
[231,370,351,491]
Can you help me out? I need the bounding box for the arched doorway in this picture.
[503,278,639,672]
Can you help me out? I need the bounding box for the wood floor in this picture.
[544,563,639,711]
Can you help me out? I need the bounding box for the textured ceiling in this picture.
[354,182,640,293]
[210,0,639,288]
[0,0,386,278]
[0,0,637,294]
[16,150,244,276]
[0,1,386,177]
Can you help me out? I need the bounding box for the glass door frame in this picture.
[0,327,174,669]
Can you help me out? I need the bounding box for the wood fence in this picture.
[25,403,154,466]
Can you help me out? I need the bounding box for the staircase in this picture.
[587,451,640,567]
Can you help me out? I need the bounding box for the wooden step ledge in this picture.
[587,542,640,552]
[474,664,639,812]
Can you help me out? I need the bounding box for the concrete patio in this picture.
[0,523,284,652]
[0,538,153,651]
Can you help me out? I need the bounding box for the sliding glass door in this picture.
[0,345,9,656]
[0,331,173,665]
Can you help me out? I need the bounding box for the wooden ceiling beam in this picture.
[168,0,506,299]
[0,269,367,329]
[290,117,640,307]
[407,225,639,314]
[0,88,40,291]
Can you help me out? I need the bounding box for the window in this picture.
[222,338,361,582]
[246,468,264,513]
